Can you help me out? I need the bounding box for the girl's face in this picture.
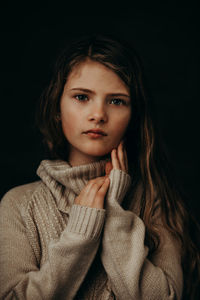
[60,59,132,166]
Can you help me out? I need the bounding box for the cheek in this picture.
[61,116,73,134]
[117,112,132,134]
[60,106,75,136]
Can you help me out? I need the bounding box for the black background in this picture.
[1,2,199,218]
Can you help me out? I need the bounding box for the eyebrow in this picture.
[69,88,130,98]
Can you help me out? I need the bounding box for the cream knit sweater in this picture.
[0,159,183,300]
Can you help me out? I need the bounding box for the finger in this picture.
[123,148,129,173]
[111,149,120,169]
[97,177,110,196]
[95,177,110,204]
[105,161,113,175]
[88,177,110,207]
[83,176,106,196]
[117,141,126,171]
[80,177,107,205]
[87,182,103,203]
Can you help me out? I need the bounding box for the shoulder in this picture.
[0,181,43,212]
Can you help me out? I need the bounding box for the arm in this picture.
[101,142,183,300]
[0,188,105,300]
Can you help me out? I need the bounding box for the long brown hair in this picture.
[36,34,200,299]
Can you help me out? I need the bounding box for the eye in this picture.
[74,94,88,102]
[110,98,127,106]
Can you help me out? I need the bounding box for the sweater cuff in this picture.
[107,169,132,205]
[66,204,106,240]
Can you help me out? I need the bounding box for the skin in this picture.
[60,59,131,208]
[75,142,129,208]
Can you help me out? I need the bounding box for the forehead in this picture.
[65,59,129,94]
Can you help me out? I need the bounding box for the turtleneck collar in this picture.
[37,158,110,213]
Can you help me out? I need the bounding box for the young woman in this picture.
[0,34,199,300]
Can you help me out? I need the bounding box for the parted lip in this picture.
[84,129,107,136]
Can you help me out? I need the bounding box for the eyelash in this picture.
[75,94,88,101]
[74,94,127,106]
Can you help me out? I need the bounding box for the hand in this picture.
[105,140,128,175]
[74,176,110,209]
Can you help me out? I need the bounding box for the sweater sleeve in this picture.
[101,169,183,300]
[0,189,105,300]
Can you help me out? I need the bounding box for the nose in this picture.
[88,103,108,123]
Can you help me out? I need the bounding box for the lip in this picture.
[83,129,107,136]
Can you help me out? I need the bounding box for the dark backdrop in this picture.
[1,2,199,218]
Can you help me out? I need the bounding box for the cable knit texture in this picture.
[0,158,183,299]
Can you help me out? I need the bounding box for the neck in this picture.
[68,152,111,167]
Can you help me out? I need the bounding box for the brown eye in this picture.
[75,94,88,101]
[110,98,126,106]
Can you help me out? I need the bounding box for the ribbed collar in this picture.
[37,158,110,213]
